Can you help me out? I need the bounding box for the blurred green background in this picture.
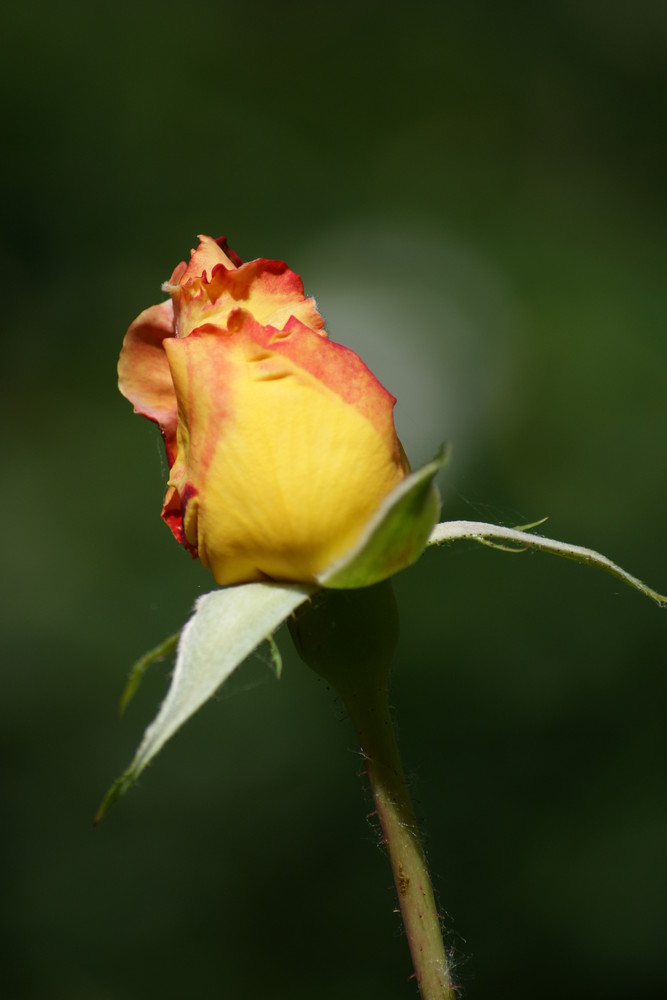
[2,1,666,997]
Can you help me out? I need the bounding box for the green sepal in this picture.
[427,520,666,607]
[319,446,449,590]
[95,582,313,824]
[289,582,400,690]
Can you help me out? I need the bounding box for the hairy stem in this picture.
[290,584,457,998]
[342,674,457,1000]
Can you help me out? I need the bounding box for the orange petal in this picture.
[118,299,178,464]
[206,258,326,336]
[167,237,325,341]
[179,234,239,286]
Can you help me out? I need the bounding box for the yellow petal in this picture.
[164,312,406,585]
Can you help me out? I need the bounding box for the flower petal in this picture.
[163,311,406,585]
[205,258,326,335]
[174,234,240,287]
[161,484,198,556]
[172,255,326,340]
[117,299,178,464]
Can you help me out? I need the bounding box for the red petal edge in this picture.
[161,483,199,558]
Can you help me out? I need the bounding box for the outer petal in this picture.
[118,299,178,464]
[163,311,406,585]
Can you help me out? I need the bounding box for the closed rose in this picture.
[118,235,409,586]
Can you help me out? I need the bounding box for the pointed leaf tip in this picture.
[94,770,136,825]
[512,516,549,532]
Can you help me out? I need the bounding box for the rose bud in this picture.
[118,235,419,587]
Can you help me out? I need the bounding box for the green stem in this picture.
[289,584,457,998]
[340,673,457,1000]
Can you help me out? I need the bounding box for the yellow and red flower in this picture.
[118,235,409,586]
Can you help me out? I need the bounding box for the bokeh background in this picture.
[2,2,666,998]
